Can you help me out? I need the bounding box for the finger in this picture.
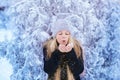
[65,46,72,52]
[60,44,65,47]
[59,46,66,52]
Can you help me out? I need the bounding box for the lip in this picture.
[62,40,66,42]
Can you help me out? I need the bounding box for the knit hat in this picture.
[51,19,74,37]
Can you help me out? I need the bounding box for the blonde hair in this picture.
[43,36,83,59]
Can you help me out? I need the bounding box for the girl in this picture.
[43,19,84,80]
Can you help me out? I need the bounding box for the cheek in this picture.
[66,38,69,41]
[57,39,61,44]
[56,36,62,44]
[66,38,69,43]
[66,36,69,41]
[57,39,64,44]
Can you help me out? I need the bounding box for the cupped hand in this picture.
[58,43,73,53]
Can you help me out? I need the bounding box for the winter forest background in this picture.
[0,0,120,80]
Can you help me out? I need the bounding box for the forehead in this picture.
[58,30,70,33]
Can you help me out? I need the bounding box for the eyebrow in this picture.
[58,32,70,35]
[58,31,62,33]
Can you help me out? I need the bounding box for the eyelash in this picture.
[65,33,69,35]
[58,33,69,35]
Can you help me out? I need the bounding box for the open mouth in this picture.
[62,40,66,43]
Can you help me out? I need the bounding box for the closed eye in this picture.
[58,32,62,35]
[65,32,70,35]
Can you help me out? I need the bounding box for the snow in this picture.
[0,0,120,80]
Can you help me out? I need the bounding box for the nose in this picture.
[61,34,67,38]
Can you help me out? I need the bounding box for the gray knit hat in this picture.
[51,19,74,37]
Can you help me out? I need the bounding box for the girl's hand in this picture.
[65,43,73,52]
[58,43,74,53]
[58,44,66,52]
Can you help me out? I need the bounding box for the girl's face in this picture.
[56,30,70,45]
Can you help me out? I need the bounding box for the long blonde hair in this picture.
[43,36,83,59]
